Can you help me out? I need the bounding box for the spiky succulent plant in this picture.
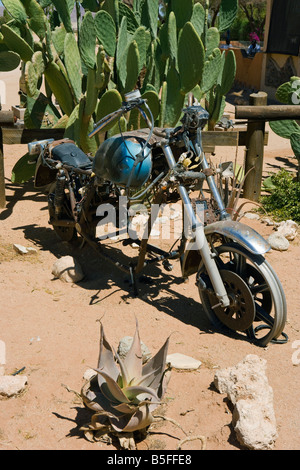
[80,320,171,446]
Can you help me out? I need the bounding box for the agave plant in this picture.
[80,319,171,448]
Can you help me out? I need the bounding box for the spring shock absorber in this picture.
[54,170,66,216]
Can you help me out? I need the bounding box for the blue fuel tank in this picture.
[92,136,152,188]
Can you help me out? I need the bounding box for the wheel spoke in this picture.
[235,254,247,277]
[254,303,274,327]
[250,282,269,295]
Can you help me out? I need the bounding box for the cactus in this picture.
[64,32,82,103]
[201,48,222,94]
[205,27,220,58]
[1,23,34,61]
[218,0,238,32]
[163,64,184,127]
[190,2,205,38]
[94,10,116,58]
[1,0,27,25]
[22,0,47,40]
[51,0,73,33]
[178,21,205,95]
[118,1,139,33]
[124,40,140,94]
[95,88,123,130]
[79,11,96,70]
[0,48,20,71]
[169,0,193,31]
[269,77,300,181]
[3,0,239,183]
[80,320,170,448]
[44,61,75,116]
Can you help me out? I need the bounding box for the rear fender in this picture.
[180,220,270,278]
[34,154,56,188]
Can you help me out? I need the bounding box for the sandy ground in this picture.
[0,72,299,451]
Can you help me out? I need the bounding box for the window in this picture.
[267,0,300,56]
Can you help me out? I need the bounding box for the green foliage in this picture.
[11,152,37,183]
[269,77,300,180]
[218,0,238,32]
[260,170,300,223]
[0,48,21,71]
[1,0,238,183]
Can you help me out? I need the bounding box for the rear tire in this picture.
[48,182,77,242]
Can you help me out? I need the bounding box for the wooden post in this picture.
[0,128,5,208]
[243,91,268,202]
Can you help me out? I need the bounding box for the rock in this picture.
[261,217,274,226]
[268,233,289,251]
[0,340,5,376]
[83,368,96,381]
[0,375,28,398]
[214,355,278,450]
[13,244,38,255]
[244,212,260,220]
[52,256,84,283]
[117,336,152,364]
[166,353,201,370]
[276,220,298,241]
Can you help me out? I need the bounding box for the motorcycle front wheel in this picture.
[197,242,287,347]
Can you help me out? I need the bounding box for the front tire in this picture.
[197,243,287,347]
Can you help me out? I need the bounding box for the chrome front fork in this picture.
[162,144,230,307]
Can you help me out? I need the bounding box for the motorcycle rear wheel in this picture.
[197,242,287,347]
[48,182,77,242]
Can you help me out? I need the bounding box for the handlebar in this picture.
[89,90,151,138]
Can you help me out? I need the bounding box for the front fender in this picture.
[181,220,270,278]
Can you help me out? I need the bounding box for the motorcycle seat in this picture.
[50,141,92,169]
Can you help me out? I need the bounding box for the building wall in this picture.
[233,48,264,91]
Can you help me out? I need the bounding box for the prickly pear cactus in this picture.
[270,77,300,180]
[3,0,238,183]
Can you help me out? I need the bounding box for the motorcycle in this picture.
[29,90,288,347]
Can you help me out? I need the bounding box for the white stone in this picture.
[83,368,96,381]
[244,212,260,220]
[214,354,278,450]
[233,398,278,450]
[166,353,202,370]
[276,220,298,241]
[261,217,274,226]
[268,233,289,251]
[0,375,28,397]
[52,256,84,283]
[13,244,38,255]
[117,336,152,364]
